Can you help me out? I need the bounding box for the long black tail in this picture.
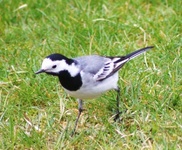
[125,46,154,60]
[108,46,154,78]
[96,46,154,81]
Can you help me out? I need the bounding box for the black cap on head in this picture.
[46,53,74,65]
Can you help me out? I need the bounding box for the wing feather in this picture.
[94,46,154,81]
[94,57,128,81]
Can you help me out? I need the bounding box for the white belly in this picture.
[64,73,119,100]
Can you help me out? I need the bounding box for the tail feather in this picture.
[126,46,154,60]
[95,46,154,81]
[106,46,154,79]
[114,46,154,71]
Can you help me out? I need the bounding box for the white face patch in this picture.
[41,58,80,77]
[41,58,54,70]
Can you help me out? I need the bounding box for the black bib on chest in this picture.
[58,70,82,91]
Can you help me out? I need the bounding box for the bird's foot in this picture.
[113,111,122,122]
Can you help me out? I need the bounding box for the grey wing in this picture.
[74,55,109,75]
[74,55,126,81]
[93,46,154,81]
[73,46,153,81]
[93,57,128,81]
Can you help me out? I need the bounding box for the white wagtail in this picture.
[35,46,153,135]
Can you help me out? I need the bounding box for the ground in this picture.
[0,0,181,149]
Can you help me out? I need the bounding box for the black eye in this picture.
[52,65,57,69]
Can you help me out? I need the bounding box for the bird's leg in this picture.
[114,86,121,121]
[71,99,83,136]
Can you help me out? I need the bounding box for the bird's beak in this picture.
[35,69,45,74]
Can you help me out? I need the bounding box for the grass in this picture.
[0,0,181,149]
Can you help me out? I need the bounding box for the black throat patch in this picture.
[58,70,82,91]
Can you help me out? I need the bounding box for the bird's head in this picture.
[35,53,80,76]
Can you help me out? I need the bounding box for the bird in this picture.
[35,46,154,136]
